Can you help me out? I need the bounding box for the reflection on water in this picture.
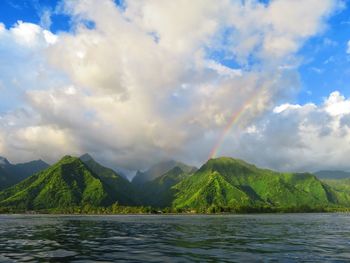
[0,214,350,262]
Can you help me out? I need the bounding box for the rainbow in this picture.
[208,88,265,160]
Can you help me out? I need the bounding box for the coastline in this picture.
[1,206,350,215]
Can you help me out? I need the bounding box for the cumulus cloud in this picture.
[0,0,344,171]
[217,91,350,172]
[0,20,60,112]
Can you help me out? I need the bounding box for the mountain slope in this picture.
[0,166,13,190]
[172,157,345,210]
[13,160,50,179]
[1,155,350,213]
[0,157,18,190]
[79,154,136,205]
[132,160,197,185]
[321,178,350,205]
[0,156,116,210]
[0,157,49,190]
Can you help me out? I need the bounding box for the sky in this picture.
[0,0,350,173]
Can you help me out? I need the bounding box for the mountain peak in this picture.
[79,153,94,162]
[208,156,246,163]
[204,157,256,170]
[58,155,81,165]
[0,155,116,209]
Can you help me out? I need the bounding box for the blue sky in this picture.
[0,0,349,106]
[298,4,350,104]
[0,0,350,172]
[0,0,69,32]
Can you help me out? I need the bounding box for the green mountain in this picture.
[314,170,350,180]
[79,154,136,205]
[132,160,197,185]
[0,157,49,190]
[172,157,347,211]
[1,155,350,213]
[322,178,350,193]
[140,166,194,207]
[321,178,350,204]
[315,170,350,205]
[0,156,117,210]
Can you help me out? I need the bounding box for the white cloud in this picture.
[310,67,323,74]
[8,21,58,47]
[0,0,344,171]
[0,23,5,33]
[324,91,350,116]
[10,21,42,46]
[40,9,52,29]
[217,91,350,172]
[273,103,302,113]
[347,40,350,54]
[205,60,242,78]
[43,30,57,44]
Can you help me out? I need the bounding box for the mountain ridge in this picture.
[79,153,137,205]
[1,155,350,213]
[0,156,116,210]
[0,157,49,190]
[172,157,347,211]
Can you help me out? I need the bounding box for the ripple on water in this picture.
[38,249,78,259]
[0,214,349,262]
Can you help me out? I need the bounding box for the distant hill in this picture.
[79,154,137,205]
[0,156,117,210]
[140,166,194,207]
[172,157,347,211]
[314,170,350,180]
[0,156,49,190]
[132,160,197,185]
[0,165,13,191]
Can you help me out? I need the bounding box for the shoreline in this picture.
[1,210,350,216]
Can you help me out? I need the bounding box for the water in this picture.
[0,214,350,262]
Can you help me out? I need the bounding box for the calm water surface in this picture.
[0,213,349,262]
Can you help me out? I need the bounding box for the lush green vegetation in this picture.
[0,157,49,190]
[172,157,350,210]
[0,156,115,210]
[321,178,350,205]
[0,202,158,214]
[80,154,137,205]
[1,155,350,214]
